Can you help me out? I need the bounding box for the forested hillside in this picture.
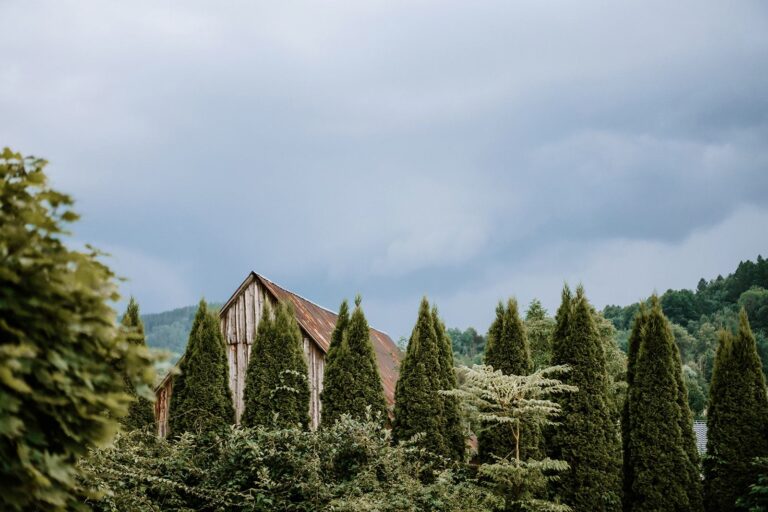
[449,255,768,418]
[140,303,221,365]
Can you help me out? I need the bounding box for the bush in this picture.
[0,148,155,510]
[80,416,502,511]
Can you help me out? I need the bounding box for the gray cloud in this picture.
[2,0,767,337]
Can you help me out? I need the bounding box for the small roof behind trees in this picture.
[693,420,707,454]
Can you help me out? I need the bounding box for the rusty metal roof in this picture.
[253,273,402,407]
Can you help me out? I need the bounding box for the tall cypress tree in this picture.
[169,300,234,435]
[342,296,388,422]
[622,305,647,511]
[241,302,310,429]
[704,309,768,512]
[550,285,622,511]
[433,306,466,460]
[480,298,537,462]
[627,297,701,512]
[672,330,704,511]
[319,300,351,426]
[392,297,447,457]
[120,297,155,431]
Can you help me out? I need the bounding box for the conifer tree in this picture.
[627,297,701,512]
[704,310,768,512]
[169,300,234,435]
[526,298,556,370]
[480,299,538,462]
[241,302,310,429]
[550,285,622,511]
[319,300,351,426]
[392,297,447,457]
[341,296,388,423]
[433,306,466,460]
[672,331,704,512]
[120,297,155,431]
[622,306,647,510]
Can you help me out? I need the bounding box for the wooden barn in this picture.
[154,272,402,436]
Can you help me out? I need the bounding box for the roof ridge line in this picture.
[255,272,392,337]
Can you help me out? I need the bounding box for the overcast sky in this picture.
[2,1,767,339]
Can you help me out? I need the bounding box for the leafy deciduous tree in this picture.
[0,148,155,510]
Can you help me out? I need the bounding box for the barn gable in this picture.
[155,273,401,435]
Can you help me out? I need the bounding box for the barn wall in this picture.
[220,276,326,429]
[155,377,171,438]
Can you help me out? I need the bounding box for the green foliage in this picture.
[393,297,448,457]
[320,296,387,426]
[140,302,222,365]
[241,302,310,429]
[433,307,466,461]
[480,299,539,464]
[119,298,156,431]
[626,297,702,512]
[0,148,155,511]
[739,287,768,331]
[549,285,622,512]
[525,299,556,371]
[622,305,646,511]
[704,310,768,512]
[447,327,486,366]
[604,255,768,394]
[737,458,768,512]
[169,300,234,435]
[447,364,576,511]
[319,300,351,426]
[485,299,532,376]
[80,416,502,511]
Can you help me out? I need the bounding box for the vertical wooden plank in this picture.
[245,283,254,344]
[227,307,235,344]
[317,351,325,424]
[228,344,237,416]
[237,341,248,421]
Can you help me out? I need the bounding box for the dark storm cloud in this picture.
[1,0,767,337]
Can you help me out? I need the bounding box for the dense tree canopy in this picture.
[0,148,155,510]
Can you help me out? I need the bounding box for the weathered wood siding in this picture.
[220,276,325,428]
[155,377,172,438]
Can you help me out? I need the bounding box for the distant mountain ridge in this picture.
[141,303,221,364]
